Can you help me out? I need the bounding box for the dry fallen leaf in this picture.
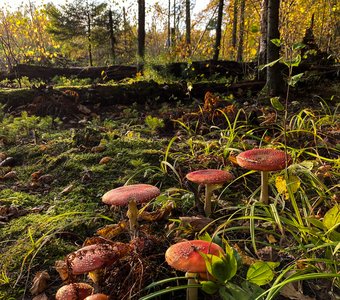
[2,171,17,180]
[30,271,50,295]
[233,244,257,266]
[91,145,106,153]
[32,293,49,300]
[96,221,128,239]
[138,202,174,222]
[60,184,74,194]
[280,282,315,300]
[99,156,113,165]
[55,260,69,281]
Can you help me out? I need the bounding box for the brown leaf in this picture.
[31,170,43,181]
[99,156,113,165]
[138,202,174,222]
[32,293,49,300]
[91,145,106,153]
[280,282,315,300]
[38,174,54,184]
[83,236,117,246]
[2,171,17,180]
[233,244,257,266]
[96,221,128,239]
[55,260,69,281]
[179,215,213,232]
[30,271,50,295]
[266,234,278,244]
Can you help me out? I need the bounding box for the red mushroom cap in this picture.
[67,243,131,275]
[56,283,93,300]
[186,169,234,185]
[236,148,292,171]
[165,240,225,273]
[84,294,109,300]
[102,184,160,206]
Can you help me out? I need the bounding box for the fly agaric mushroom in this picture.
[102,184,160,237]
[66,243,131,284]
[56,282,94,300]
[84,294,109,300]
[165,240,225,300]
[186,169,234,216]
[236,148,292,204]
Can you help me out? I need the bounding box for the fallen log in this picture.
[0,80,265,112]
[0,64,137,81]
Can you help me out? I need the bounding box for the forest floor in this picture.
[0,75,339,300]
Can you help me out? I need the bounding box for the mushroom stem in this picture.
[127,200,139,238]
[186,272,198,300]
[204,184,213,217]
[260,171,269,204]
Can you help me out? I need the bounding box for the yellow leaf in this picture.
[275,175,300,199]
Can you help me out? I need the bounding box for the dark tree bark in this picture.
[137,0,145,72]
[258,0,268,80]
[232,0,238,48]
[185,0,191,48]
[266,0,283,95]
[108,9,116,64]
[236,0,245,62]
[86,11,93,66]
[213,0,224,61]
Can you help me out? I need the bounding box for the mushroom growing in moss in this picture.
[66,243,131,284]
[165,240,225,300]
[186,169,234,216]
[56,282,94,300]
[102,184,160,238]
[236,148,292,204]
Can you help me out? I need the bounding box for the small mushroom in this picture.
[56,282,93,300]
[165,240,225,300]
[102,184,160,238]
[236,148,292,204]
[84,294,109,300]
[66,243,131,284]
[186,169,234,216]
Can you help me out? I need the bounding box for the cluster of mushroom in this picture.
[55,148,291,299]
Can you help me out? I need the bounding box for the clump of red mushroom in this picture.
[236,148,292,204]
[186,169,234,216]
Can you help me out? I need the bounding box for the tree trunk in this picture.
[87,11,93,67]
[167,0,171,47]
[232,0,238,49]
[185,0,191,51]
[137,0,145,72]
[266,0,282,96]
[236,0,245,62]
[172,0,176,47]
[258,0,268,80]
[108,9,116,64]
[213,0,224,61]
